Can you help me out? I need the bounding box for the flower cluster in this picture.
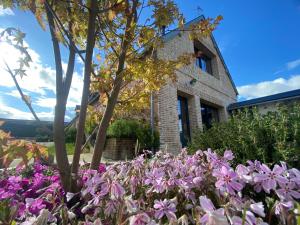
[0,149,299,224]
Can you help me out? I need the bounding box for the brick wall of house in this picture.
[103,138,136,160]
[156,30,237,153]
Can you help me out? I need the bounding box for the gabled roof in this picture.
[162,16,238,95]
[228,88,300,111]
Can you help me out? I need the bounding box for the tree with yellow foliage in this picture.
[1,0,221,191]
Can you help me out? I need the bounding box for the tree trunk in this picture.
[90,0,138,169]
[45,3,70,190]
[70,0,98,192]
[90,77,123,169]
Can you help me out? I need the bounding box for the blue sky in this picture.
[0,0,300,121]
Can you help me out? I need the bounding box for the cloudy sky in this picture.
[1,0,300,121]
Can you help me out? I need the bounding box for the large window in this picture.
[201,103,219,129]
[195,54,212,74]
[194,41,215,76]
[177,96,190,147]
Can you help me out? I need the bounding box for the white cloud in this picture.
[0,27,83,120]
[34,97,78,109]
[0,6,14,16]
[237,75,300,100]
[286,59,300,70]
[76,55,84,65]
[0,97,54,121]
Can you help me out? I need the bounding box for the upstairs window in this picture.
[195,53,212,75]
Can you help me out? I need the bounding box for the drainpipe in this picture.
[150,91,154,153]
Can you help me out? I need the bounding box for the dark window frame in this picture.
[177,96,191,147]
[201,102,219,129]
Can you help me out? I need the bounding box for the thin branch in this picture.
[4,62,40,121]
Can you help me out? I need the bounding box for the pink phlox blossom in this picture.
[213,166,243,194]
[144,168,164,186]
[153,199,177,221]
[236,164,252,183]
[274,201,294,215]
[247,160,262,173]
[129,213,151,225]
[275,180,300,201]
[290,168,300,186]
[110,180,125,199]
[25,198,46,215]
[254,164,288,193]
[199,196,227,225]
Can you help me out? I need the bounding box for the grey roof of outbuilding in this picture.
[228,88,300,110]
[162,15,238,95]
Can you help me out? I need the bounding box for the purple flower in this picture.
[199,196,226,225]
[290,168,300,185]
[144,168,164,185]
[98,163,106,174]
[223,150,234,161]
[250,202,265,217]
[104,200,118,216]
[153,199,177,221]
[110,180,125,199]
[129,213,151,225]
[25,198,46,215]
[275,181,300,200]
[213,166,243,194]
[0,188,15,200]
[254,164,287,193]
[275,201,294,215]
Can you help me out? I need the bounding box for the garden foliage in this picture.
[0,126,48,168]
[107,119,160,150]
[0,149,299,224]
[189,104,300,167]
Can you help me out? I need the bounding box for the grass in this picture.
[48,143,75,156]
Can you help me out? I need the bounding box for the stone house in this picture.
[74,16,238,156]
[155,16,238,154]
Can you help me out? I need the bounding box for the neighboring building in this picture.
[228,89,300,114]
[155,16,238,153]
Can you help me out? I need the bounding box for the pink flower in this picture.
[153,199,177,221]
[98,163,106,174]
[199,196,226,225]
[129,213,151,225]
[25,198,46,215]
[213,166,243,194]
[275,201,294,215]
[254,164,287,193]
[110,180,125,199]
[144,168,164,185]
[275,181,300,200]
[250,202,265,217]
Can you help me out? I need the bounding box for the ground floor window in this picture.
[177,96,190,147]
[201,102,219,129]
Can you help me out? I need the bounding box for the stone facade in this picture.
[155,21,238,154]
[103,138,136,160]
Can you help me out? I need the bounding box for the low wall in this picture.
[103,138,136,160]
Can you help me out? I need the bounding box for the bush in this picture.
[107,119,140,139]
[107,119,160,150]
[65,127,77,143]
[136,124,160,150]
[189,104,300,167]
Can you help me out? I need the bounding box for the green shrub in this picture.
[136,124,160,150]
[107,119,140,138]
[107,119,160,150]
[65,127,77,143]
[188,104,300,167]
